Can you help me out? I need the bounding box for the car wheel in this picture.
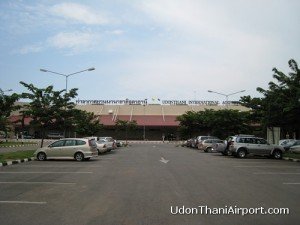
[74,152,84,161]
[273,150,282,159]
[37,152,46,161]
[237,149,246,158]
[223,149,229,156]
[97,149,101,155]
[206,147,212,153]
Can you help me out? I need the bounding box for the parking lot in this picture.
[0,143,299,225]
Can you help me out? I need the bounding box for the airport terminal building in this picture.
[10,99,248,140]
[75,99,248,140]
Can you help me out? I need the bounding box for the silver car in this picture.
[290,145,300,154]
[198,139,225,152]
[34,138,98,161]
[97,139,116,152]
[229,136,284,159]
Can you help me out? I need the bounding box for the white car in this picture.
[279,139,295,146]
[97,139,116,153]
[34,138,98,161]
[290,145,300,154]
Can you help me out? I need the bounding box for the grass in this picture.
[0,150,35,163]
[0,141,36,147]
[283,152,300,159]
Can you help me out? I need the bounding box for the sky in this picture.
[0,0,299,104]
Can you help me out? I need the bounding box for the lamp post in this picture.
[143,104,146,140]
[40,67,95,92]
[40,67,95,137]
[208,90,245,108]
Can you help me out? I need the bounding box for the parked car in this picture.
[290,145,300,154]
[47,132,64,139]
[279,139,295,146]
[198,139,225,152]
[85,137,108,154]
[282,140,300,151]
[195,136,219,149]
[99,137,115,142]
[218,135,255,156]
[116,140,124,147]
[23,134,34,139]
[186,137,195,148]
[97,139,116,152]
[228,135,284,159]
[34,138,98,161]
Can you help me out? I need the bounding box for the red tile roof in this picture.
[100,115,179,126]
[9,115,179,127]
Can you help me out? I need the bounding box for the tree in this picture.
[0,89,20,141]
[177,109,252,139]
[115,119,137,143]
[20,82,78,147]
[72,110,103,136]
[203,109,251,139]
[176,111,208,139]
[241,59,300,138]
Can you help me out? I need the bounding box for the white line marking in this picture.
[0,182,76,185]
[254,172,300,175]
[0,201,47,204]
[283,183,300,185]
[235,166,299,168]
[21,165,104,168]
[0,172,92,174]
[159,157,169,164]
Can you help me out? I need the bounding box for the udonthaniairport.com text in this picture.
[170,205,290,216]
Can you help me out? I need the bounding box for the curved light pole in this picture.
[40,67,95,92]
[40,67,95,138]
[208,89,245,108]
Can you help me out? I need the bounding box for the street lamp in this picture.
[208,89,246,108]
[40,67,95,92]
[143,103,146,140]
[40,67,95,138]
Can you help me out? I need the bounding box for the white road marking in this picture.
[159,157,169,164]
[254,172,300,175]
[283,183,300,185]
[234,166,299,168]
[20,165,104,168]
[0,172,93,174]
[0,201,47,204]
[0,182,76,185]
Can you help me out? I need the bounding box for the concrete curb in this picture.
[0,143,38,148]
[0,157,35,167]
[283,157,300,162]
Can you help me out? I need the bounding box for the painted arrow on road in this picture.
[159,157,169,164]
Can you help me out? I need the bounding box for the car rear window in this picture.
[89,139,97,147]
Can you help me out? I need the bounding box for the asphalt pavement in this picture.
[0,143,299,225]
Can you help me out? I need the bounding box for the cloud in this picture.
[17,44,44,55]
[47,32,99,52]
[50,2,108,25]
